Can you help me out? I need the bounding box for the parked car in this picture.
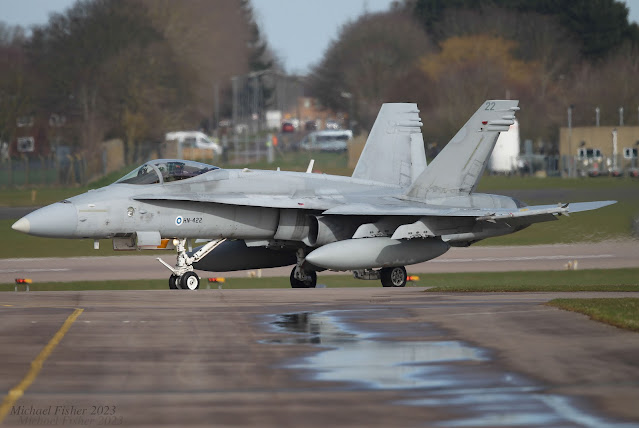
[281,122,295,133]
[165,131,222,155]
[298,130,353,152]
[325,119,340,130]
[304,120,318,131]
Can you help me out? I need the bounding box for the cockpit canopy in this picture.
[116,159,219,185]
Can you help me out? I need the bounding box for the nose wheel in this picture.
[168,273,200,290]
[159,238,224,290]
[181,272,200,290]
[169,275,180,290]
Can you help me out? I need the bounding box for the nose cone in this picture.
[12,203,78,237]
[11,217,30,233]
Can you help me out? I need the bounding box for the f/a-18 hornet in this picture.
[12,100,615,289]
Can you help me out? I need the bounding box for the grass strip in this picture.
[422,268,639,292]
[546,298,639,332]
[2,268,638,292]
[0,276,373,291]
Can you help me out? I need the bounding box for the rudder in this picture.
[352,103,426,187]
[405,100,519,199]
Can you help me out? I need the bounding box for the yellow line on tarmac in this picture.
[0,308,84,423]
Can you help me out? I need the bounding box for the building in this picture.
[559,126,639,176]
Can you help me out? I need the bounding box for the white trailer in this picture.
[488,119,520,173]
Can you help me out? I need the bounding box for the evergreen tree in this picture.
[410,0,638,60]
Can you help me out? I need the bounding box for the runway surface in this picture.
[1,240,637,284]
[1,288,639,427]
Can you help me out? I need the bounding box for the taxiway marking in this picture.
[0,308,84,423]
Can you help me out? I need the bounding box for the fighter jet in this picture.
[12,100,615,290]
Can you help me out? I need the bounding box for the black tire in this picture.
[290,268,300,288]
[304,271,317,288]
[169,275,179,290]
[181,272,200,290]
[380,266,407,287]
[290,268,317,288]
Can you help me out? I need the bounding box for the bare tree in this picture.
[137,0,276,125]
[309,11,434,130]
[26,0,166,156]
[0,23,29,148]
[565,48,639,127]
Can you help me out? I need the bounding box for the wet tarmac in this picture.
[266,310,637,427]
[1,288,639,427]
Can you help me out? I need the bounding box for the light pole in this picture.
[231,76,238,133]
[567,105,573,177]
[212,82,219,135]
[612,128,618,172]
[595,106,600,127]
[340,91,353,130]
[620,106,624,126]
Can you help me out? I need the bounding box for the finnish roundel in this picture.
[175,216,183,226]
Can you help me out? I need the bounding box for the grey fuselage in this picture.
[23,167,521,246]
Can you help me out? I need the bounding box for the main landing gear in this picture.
[290,249,317,288]
[380,266,407,287]
[288,246,407,288]
[353,266,407,287]
[158,238,226,290]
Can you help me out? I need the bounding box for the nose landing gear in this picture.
[158,238,226,290]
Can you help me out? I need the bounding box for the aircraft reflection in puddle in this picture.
[264,311,636,428]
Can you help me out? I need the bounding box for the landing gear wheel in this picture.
[181,271,200,290]
[304,271,317,288]
[380,266,407,287]
[158,238,226,290]
[169,275,180,290]
[290,268,317,288]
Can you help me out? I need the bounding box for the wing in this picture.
[324,200,616,218]
[137,192,615,220]
[333,200,616,241]
[473,201,617,222]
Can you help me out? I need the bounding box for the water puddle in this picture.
[263,311,637,428]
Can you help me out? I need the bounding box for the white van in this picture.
[165,131,222,155]
[298,130,353,152]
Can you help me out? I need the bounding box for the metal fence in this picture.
[0,155,88,187]
[3,146,636,188]
[563,154,639,177]
[489,154,639,177]
[228,134,275,165]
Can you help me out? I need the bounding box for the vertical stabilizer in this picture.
[406,100,519,199]
[353,103,426,187]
